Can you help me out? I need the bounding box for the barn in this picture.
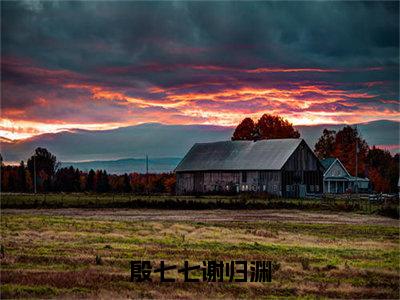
[175,138,324,197]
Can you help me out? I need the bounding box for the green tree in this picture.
[95,170,110,193]
[122,173,132,193]
[102,170,110,192]
[314,129,336,159]
[87,169,95,191]
[27,148,59,192]
[17,161,28,192]
[74,169,81,192]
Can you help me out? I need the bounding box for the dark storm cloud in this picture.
[3,1,398,70]
[1,0,399,140]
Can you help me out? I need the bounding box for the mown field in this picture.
[1,206,399,299]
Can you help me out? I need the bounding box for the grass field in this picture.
[2,193,397,217]
[1,207,399,299]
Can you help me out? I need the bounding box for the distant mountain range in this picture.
[60,157,181,174]
[1,120,398,174]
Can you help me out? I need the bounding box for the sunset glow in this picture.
[1,1,399,141]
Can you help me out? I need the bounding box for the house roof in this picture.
[320,157,336,170]
[321,157,369,182]
[321,157,352,178]
[175,138,304,172]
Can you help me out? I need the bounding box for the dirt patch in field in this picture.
[2,208,398,226]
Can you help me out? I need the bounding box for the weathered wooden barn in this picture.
[175,138,324,197]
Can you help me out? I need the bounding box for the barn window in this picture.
[286,185,291,192]
[310,185,314,192]
[242,172,247,183]
[273,185,277,191]
[263,185,266,191]
[315,185,320,192]
[260,172,266,181]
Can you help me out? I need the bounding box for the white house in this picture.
[320,158,369,194]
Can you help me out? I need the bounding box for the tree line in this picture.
[314,127,399,193]
[1,114,398,194]
[0,148,175,194]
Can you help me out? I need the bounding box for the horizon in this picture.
[1,1,399,141]
[2,119,398,167]
[1,118,398,143]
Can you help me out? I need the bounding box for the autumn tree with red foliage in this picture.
[129,172,175,194]
[332,126,369,177]
[232,114,300,141]
[367,147,399,193]
[256,114,300,140]
[315,126,368,176]
[315,126,368,177]
[164,176,176,194]
[315,127,399,193]
[231,117,255,140]
[368,168,390,193]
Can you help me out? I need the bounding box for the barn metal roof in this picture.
[175,138,303,172]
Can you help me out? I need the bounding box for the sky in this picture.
[1,1,399,140]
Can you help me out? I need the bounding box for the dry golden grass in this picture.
[1,209,399,299]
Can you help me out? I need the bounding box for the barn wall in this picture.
[176,173,194,194]
[203,172,240,192]
[176,171,240,194]
[176,170,282,195]
[258,171,282,195]
[281,141,323,197]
